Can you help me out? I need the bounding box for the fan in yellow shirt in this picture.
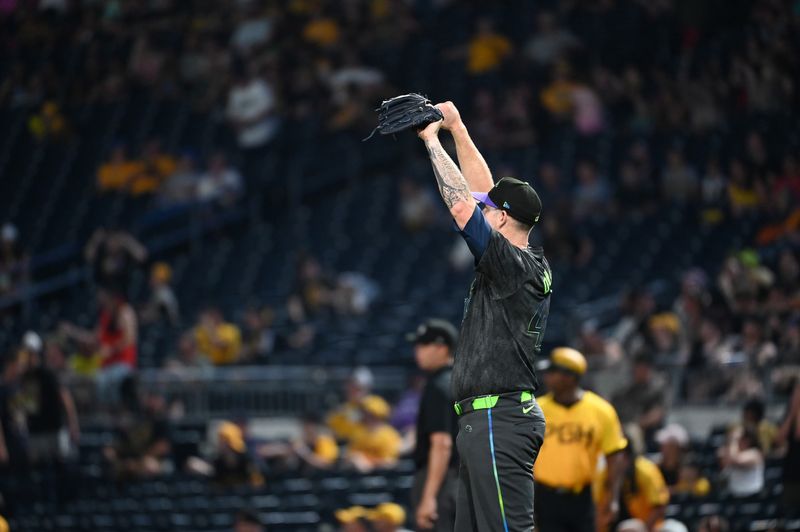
[293,412,339,469]
[327,367,374,441]
[194,307,242,365]
[467,18,512,74]
[594,441,669,532]
[345,395,402,472]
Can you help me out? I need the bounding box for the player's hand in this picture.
[417,119,443,142]
[436,101,462,130]
[416,495,438,529]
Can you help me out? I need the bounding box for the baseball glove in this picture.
[363,93,444,140]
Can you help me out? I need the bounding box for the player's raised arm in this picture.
[418,120,476,230]
[437,102,494,193]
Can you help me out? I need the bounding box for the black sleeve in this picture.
[421,382,455,436]
[475,231,548,299]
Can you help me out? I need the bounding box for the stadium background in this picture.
[0,0,799,530]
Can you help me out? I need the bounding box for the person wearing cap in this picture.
[369,502,414,532]
[335,505,371,532]
[653,424,690,490]
[327,366,375,442]
[418,104,550,532]
[593,439,669,532]
[534,347,627,532]
[345,395,402,472]
[19,331,81,465]
[407,319,459,531]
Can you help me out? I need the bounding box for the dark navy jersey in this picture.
[452,208,552,401]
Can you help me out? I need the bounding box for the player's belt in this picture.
[454,391,534,416]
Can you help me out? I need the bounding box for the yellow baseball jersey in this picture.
[594,456,669,527]
[535,391,627,490]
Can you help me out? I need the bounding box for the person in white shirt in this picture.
[197,153,243,205]
[226,64,278,150]
[719,427,764,497]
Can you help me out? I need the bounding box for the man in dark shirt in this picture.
[418,103,550,532]
[408,319,459,531]
[19,332,80,465]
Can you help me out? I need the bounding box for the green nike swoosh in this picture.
[522,404,535,414]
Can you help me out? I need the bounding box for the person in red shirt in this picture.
[61,288,138,404]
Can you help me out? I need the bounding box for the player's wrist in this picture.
[450,121,468,136]
[423,136,441,148]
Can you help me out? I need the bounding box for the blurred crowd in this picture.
[1,0,800,529]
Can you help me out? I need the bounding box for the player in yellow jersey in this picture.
[534,348,627,532]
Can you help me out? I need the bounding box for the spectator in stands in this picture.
[672,458,711,499]
[84,228,148,297]
[291,412,339,470]
[697,516,729,532]
[541,61,576,122]
[645,312,684,364]
[466,17,512,75]
[776,380,800,517]
[288,253,335,321]
[194,306,242,365]
[260,412,339,472]
[344,395,401,472]
[594,441,669,532]
[327,366,373,441]
[612,354,667,452]
[0,350,28,473]
[140,262,180,326]
[523,11,578,67]
[661,148,699,204]
[727,159,760,216]
[654,424,690,490]
[18,331,79,465]
[390,373,424,453]
[729,398,778,456]
[573,160,611,221]
[233,508,265,532]
[96,144,145,192]
[187,421,263,488]
[164,332,212,373]
[335,505,370,532]
[28,100,67,142]
[369,502,413,532]
[616,160,658,217]
[241,305,277,363]
[302,11,342,48]
[0,223,29,297]
[331,272,380,316]
[399,178,437,233]
[157,151,200,205]
[226,61,278,151]
[104,392,172,480]
[129,139,177,196]
[196,152,243,206]
[230,2,272,55]
[60,287,138,404]
[718,427,764,498]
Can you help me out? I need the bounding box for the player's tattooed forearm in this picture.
[427,143,471,209]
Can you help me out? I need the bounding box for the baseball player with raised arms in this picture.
[416,101,552,532]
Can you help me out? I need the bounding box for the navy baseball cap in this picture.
[406,319,458,348]
[471,177,542,226]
